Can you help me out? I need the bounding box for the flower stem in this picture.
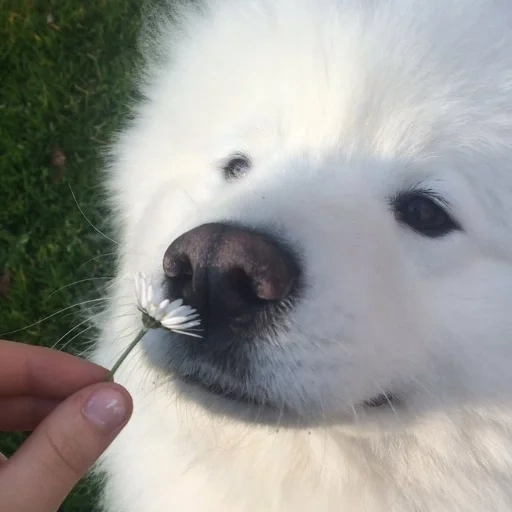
[108,329,148,381]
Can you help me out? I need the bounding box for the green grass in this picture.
[0,0,143,509]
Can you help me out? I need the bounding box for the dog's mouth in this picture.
[362,392,399,408]
[179,374,276,409]
[156,332,400,424]
[178,371,399,421]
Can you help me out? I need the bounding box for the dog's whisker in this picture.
[53,310,139,355]
[48,276,124,298]
[374,382,399,419]
[76,252,118,270]
[69,183,120,246]
[0,298,111,337]
[50,310,106,350]
[410,377,441,404]
[350,402,360,425]
[57,324,97,354]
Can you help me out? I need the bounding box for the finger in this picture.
[0,382,132,512]
[0,340,108,398]
[0,397,60,431]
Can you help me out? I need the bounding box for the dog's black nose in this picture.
[163,223,299,330]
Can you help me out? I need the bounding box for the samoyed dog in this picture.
[93,0,512,510]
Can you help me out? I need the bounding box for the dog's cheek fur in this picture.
[91,0,512,511]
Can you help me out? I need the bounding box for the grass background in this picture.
[0,0,144,509]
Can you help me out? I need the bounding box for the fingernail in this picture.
[82,387,129,433]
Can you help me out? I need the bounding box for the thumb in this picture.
[0,382,132,512]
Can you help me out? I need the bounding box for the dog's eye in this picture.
[393,192,459,237]
[222,153,251,181]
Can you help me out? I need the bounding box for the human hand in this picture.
[0,339,133,512]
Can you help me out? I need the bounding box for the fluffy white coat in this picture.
[93,0,512,510]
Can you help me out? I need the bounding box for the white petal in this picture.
[182,313,199,320]
[167,305,194,317]
[174,320,202,329]
[167,298,184,310]
[147,284,153,304]
[161,316,189,326]
[161,316,196,328]
[171,329,203,338]
[158,299,170,310]
[152,290,164,305]
[140,282,147,310]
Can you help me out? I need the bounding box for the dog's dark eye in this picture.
[393,192,459,237]
[222,153,251,181]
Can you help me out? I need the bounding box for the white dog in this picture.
[92,0,512,510]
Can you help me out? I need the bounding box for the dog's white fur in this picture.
[92,0,512,510]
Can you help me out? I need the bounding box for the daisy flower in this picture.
[108,272,201,380]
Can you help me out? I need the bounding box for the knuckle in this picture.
[41,423,88,481]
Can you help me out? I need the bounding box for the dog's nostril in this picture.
[261,280,290,301]
[253,272,295,301]
[164,253,193,279]
[226,268,265,304]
